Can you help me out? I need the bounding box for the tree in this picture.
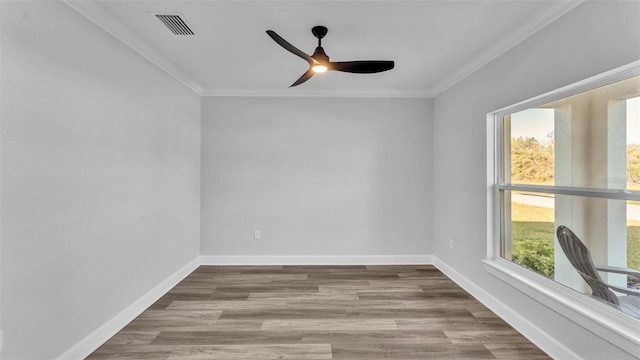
[628,144,640,185]
[511,136,554,184]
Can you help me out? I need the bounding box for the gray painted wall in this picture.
[201,97,432,258]
[1,2,201,359]
[432,1,640,359]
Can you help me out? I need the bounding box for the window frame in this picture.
[485,60,640,355]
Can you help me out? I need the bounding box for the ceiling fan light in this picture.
[312,64,328,73]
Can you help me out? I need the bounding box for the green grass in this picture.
[511,201,640,271]
[512,203,553,222]
[628,226,640,271]
[512,221,555,245]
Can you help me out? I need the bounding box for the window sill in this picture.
[483,258,640,356]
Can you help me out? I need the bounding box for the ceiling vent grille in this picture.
[154,13,196,35]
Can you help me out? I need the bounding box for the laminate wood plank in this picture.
[398,271,450,279]
[368,279,458,287]
[86,345,176,360]
[484,343,552,359]
[330,343,495,360]
[214,285,320,293]
[209,274,309,283]
[219,309,349,319]
[320,285,423,293]
[308,272,400,280]
[283,265,367,271]
[248,292,359,301]
[465,302,504,318]
[168,285,216,294]
[398,272,453,280]
[419,283,472,291]
[92,331,160,346]
[300,330,451,345]
[127,319,227,329]
[154,292,251,303]
[166,300,288,310]
[261,318,399,331]
[272,279,371,286]
[147,292,251,310]
[172,299,413,312]
[153,330,449,346]
[395,317,514,331]
[445,329,532,343]
[136,310,222,321]
[121,319,264,332]
[174,277,221,283]
[365,265,437,272]
[345,308,474,319]
[418,289,474,298]
[358,290,471,300]
[402,299,480,309]
[125,310,223,329]
[402,269,448,276]
[286,300,408,310]
[195,266,284,273]
[152,331,305,345]
[414,266,441,271]
[167,344,332,360]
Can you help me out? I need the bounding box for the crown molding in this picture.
[63,0,204,95]
[201,88,433,98]
[427,0,585,97]
[64,0,583,99]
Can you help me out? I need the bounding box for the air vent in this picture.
[154,13,196,36]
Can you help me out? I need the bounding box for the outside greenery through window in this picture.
[499,75,640,319]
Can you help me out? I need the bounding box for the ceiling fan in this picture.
[266,26,395,87]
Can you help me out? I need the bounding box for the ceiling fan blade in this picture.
[266,30,314,64]
[290,68,315,87]
[330,61,395,74]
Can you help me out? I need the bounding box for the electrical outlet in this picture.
[449,238,454,249]
[254,230,261,240]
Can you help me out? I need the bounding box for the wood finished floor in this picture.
[86,265,550,360]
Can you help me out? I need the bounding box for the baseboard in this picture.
[56,256,200,360]
[199,254,434,266]
[431,256,580,360]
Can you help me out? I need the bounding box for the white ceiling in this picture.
[64,0,583,97]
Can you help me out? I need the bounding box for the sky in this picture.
[510,108,554,143]
[510,96,640,145]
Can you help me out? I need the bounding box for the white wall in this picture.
[1,2,201,359]
[201,97,432,260]
[432,1,640,359]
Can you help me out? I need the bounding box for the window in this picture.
[487,62,640,352]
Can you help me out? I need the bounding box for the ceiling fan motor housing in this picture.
[312,46,329,62]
